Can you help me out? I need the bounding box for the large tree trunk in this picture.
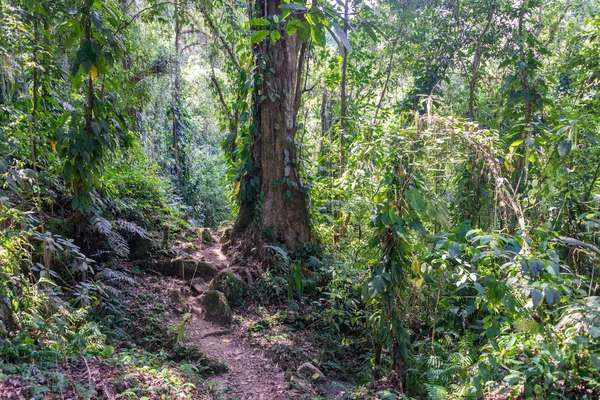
[233,0,312,250]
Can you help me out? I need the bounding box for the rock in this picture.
[191,277,206,285]
[192,260,219,281]
[128,233,154,260]
[209,271,248,306]
[148,258,218,281]
[285,371,311,393]
[197,228,215,243]
[220,227,233,243]
[297,362,327,382]
[199,290,232,326]
[171,289,183,304]
[191,277,207,295]
[181,242,197,254]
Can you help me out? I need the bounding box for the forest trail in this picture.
[184,239,295,400]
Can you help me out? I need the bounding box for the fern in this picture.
[91,216,130,257]
[116,219,150,239]
[97,267,137,285]
[92,216,112,236]
[425,383,450,400]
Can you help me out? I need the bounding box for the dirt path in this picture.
[185,241,298,400]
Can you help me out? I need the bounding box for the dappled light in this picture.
[1,0,599,399]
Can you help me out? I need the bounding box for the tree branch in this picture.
[196,5,240,72]
[116,1,174,34]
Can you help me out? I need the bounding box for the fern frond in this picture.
[116,219,150,239]
[106,232,129,257]
[97,268,137,285]
[425,383,449,400]
[91,216,130,257]
[92,217,113,236]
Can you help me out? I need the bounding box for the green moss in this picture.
[209,272,248,306]
[199,290,232,326]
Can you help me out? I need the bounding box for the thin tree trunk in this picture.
[468,5,494,119]
[31,17,39,173]
[370,36,399,139]
[319,86,330,158]
[172,0,182,192]
[515,0,532,195]
[339,0,349,175]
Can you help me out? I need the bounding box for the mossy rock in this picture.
[199,290,232,326]
[148,258,218,281]
[209,271,248,305]
[181,242,197,254]
[128,233,154,260]
[219,226,233,243]
[197,228,215,243]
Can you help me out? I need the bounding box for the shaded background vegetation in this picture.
[1,0,600,398]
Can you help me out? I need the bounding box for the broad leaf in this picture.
[404,189,426,215]
[280,4,308,11]
[557,139,572,157]
[367,269,389,298]
[531,288,543,307]
[331,21,352,53]
[250,30,270,43]
[251,18,270,26]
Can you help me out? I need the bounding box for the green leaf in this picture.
[531,288,542,307]
[101,345,114,359]
[474,282,485,296]
[250,30,271,43]
[499,58,512,69]
[367,270,389,298]
[251,18,271,26]
[557,139,572,157]
[310,25,326,46]
[331,21,352,53]
[404,189,426,215]
[363,24,378,42]
[24,0,46,14]
[270,30,281,42]
[543,287,556,305]
[280,4,308,11]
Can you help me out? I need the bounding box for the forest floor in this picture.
[0,232,353,399]
[184,241,292,400]
[181,238,351,399]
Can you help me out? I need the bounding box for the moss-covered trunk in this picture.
[233,0,312,250]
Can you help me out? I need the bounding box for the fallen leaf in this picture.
[222,339,230,343]
[312,373,320,379]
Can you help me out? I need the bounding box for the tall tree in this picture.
[339,0,349,174]
[233,0,312,250]
[172,0,182,192]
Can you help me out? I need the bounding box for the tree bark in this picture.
[515,0,532,195]
[172,0,182,193]
[339,0,349,175]
[233,0,312,250]
[0,300,17,333]
[468,4,494,119]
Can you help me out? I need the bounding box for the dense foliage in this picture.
[1,0,599,399]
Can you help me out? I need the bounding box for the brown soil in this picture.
[186,240,302,400]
